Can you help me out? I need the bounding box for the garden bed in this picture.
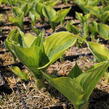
[0,1,109,109]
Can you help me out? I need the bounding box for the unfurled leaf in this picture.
[41,32,77,68]
[98,23,109,40]
[87,41,109,62]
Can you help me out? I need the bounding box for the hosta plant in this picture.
[66,13,91,40]
[42,6,71,31]
[66,12,109,40]
[86,21,109,40]
[9,7,24,30]
[74,0,99,13]
[89,6,109,23]
[5,29,77,86]
[43,61,109,109]
[35,1,59,22]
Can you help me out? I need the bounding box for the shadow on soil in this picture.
[64,53,92,62]
[0,85,12,94]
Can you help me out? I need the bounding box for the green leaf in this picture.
[8,13,24,30]
[83,23,89,39]
[43,61,109,108]
[42,6,56,21]
[35,2,44,17]
[76,61,109,100]
[74,0,99,13]
[89,21,98,35]
[43,73,84,106]
[98,23,109,40]
[40,32,77,68]
[65,21,80,34]
[89,6,101,19]
[23,33,37,47]
[76,12,84,22]
[12,7,23,17]
[5,29,24,57]
[74,0,99,6]
[89,6,109,23]
[13,46,41,68]
[52,8,71,23]
[29,11,40,25]
[76,12,90,24]
[68,63,83,79]
[87,41,109,62]
[10,66,29,80]
[44,0,59,7]
[13,45,45,79]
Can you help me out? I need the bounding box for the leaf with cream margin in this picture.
[43,61,109,109]
[39,32,77,69]
[87,41,109,62]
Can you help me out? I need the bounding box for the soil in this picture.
[0,3,109,109]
